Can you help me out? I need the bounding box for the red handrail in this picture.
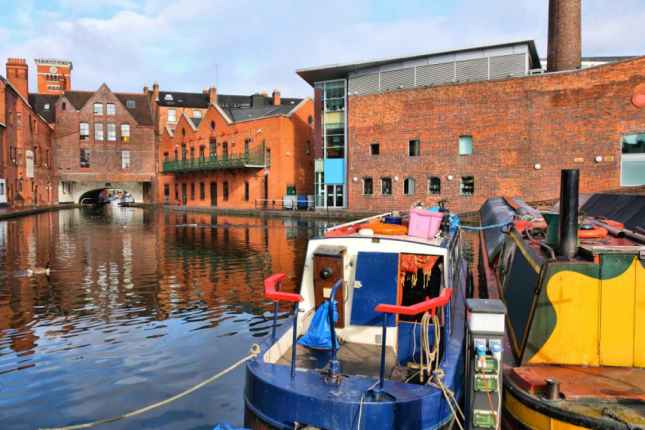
[264,273,303,303]
[374,288,452,316]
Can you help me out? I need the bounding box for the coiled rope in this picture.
[40,344,261,430]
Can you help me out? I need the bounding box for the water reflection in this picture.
[0,207,325,429]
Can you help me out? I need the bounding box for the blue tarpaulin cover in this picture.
[298,300,339,350]
[213,424,248,430]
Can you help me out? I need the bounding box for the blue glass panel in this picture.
[323,159,345,184]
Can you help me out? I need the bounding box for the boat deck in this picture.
[277,342,398,379]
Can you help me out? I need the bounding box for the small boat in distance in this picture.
[245,209,470,429]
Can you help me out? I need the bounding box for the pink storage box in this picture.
[408,209,444,239]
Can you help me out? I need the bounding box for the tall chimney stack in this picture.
[6,58,29,99]
[547,0,581,72]
[208,86,218,106]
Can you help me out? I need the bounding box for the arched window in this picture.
[210,120,216,131]
[403,177,415,195]
[182,128,186,137]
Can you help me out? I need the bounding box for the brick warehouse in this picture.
[297,0,645,213]
[157,92,314,209]
[0,58,58,207]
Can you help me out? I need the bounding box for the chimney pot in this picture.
[208,86,217,106]
[6,58,29,99]
[272,89,281,106]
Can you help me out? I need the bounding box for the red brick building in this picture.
[157,93,314,209]
[34,58,72,95]
[297,0,645,213]
[0,58,58,207]
[49,84,156,204]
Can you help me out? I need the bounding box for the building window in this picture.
[106,103,116,115]
[428,176,441,195]
[80,149,90,168]
[95,123,104,141]
[199,146,205,160]
[326,134,344,158]
[121,124,130,142]
[126,100,135,109]
[210,120,215,131]
[93,103,103,115]
[107,123,116,141]
[174,184,179,200]
[209,138,217,159]
[80,122,89,140]
[459,136,473,155]
[190,183,195,200]
[370,143,380,155]
[199,182,205,200]
[121,150,131,169]
[244,181,250,201]
[163,184,170,198]
[193,110,202,118]
[174,149,178,160]
[244,138,250,157]
[44,103,50,111]
[181,144,187,160]
[621,133,645,186]
[404,177,416,195]
[167,109,177,123]
[409,139,420,156]
[163,152,169,161]
[222,142,228,159]
[164,94,173,101]
[381,177,392,195]
[190,147,195,160]
[61,102,66,111]
[363,177,373,195]
[223,181,229,201]
[460,176,475,196]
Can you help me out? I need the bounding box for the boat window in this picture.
[398,254,444,323]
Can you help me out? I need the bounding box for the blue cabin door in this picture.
[351,252,399,327]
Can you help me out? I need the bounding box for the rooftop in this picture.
[297,40,541,86]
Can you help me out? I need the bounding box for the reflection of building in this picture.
[157,95,314,208]
[0,58,58,207]
[298,0,645,212]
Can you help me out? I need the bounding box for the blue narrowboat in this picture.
[244,212,469,429]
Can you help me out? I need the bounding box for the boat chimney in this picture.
[559,169,579,259]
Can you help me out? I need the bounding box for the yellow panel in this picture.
[600,258,636,366]
[529,270,600,366]
[636,260,645,368]
[324,111,343,125]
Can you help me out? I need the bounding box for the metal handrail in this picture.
[162,150,265,173]
[372,288,453,398]
[264,273,302,381]
[326,280,343,381]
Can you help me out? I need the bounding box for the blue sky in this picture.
[0,0,643,97]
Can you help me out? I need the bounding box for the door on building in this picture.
[181,183,187,205]
[263,176,268,208]
[326,184,344,208]
[210,182,217,207]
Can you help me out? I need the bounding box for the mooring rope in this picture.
[40,344,261,430]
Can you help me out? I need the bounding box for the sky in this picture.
[0,0,643,98]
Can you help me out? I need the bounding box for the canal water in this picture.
[0,207,328,430]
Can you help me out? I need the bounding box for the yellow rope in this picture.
[40,344,261,430]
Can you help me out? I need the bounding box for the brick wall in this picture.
[158,101,314,208]
[54,85,155,202]
[346,57,645,213]
[1,86,57,207]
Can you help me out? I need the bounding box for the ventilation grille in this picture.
[416,62,454,86]
[348,73,379,96]
[380,68,414,91]
[490,54,526,79]
[456,58,488,82]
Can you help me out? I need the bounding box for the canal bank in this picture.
[0,203,79,221]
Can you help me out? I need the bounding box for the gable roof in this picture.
[29,90,154,126]
[28,94,58,123]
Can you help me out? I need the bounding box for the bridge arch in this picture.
[58,181,145,204]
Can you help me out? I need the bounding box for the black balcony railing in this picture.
[162,149,265,173]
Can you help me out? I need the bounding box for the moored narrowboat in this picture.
[244,210,469,429]
[478,170,645,429]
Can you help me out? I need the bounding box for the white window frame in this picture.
[107,123,116,141]
[93,103,103,115]
[167,109,177,123]
[193,110,202,118]
[121,150,131,169]
[106,103,116,115]
[94,123,104,141]
[80,122,89,139]
[121,124,130,143]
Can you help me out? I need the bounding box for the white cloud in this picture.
[0,0,643,97]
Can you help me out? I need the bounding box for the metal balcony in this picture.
[162,151,265,174]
